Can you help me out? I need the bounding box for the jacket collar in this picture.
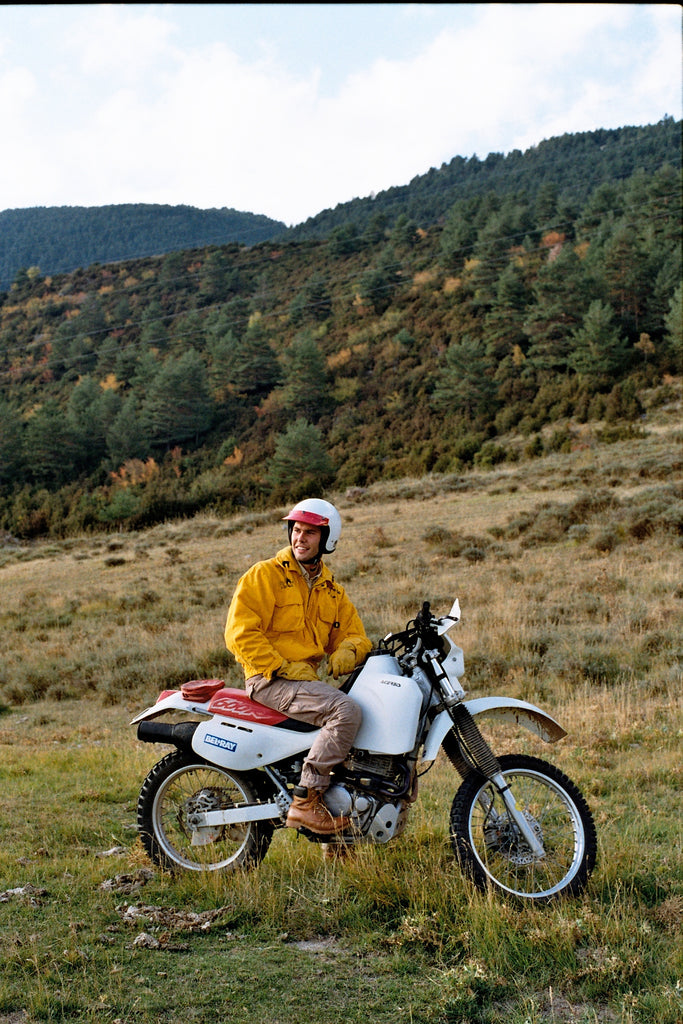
[276,546,333,585]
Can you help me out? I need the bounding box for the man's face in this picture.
[291,521,322,562]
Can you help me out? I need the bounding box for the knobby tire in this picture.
[450,753,596,901]
[137,750,274,874]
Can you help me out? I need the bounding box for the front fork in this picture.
[485,772,545,859]
[435,667,546,860]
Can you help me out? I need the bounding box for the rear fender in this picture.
[422,696,567,765]
[130,690,210,724]
[131,690,317,770]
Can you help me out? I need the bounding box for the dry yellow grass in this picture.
[1,409,680,710]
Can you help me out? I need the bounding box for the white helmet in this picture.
[283,498,342,555]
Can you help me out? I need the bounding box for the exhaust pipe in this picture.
[137,720,197,749]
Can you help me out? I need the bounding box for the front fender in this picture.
[421,696,567,765]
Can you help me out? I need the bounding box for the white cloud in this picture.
[0,64,36,111]
[0,3,679,223]
[67,3,179,80]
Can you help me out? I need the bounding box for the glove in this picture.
[328,645,357,679]
[278,660,319,682]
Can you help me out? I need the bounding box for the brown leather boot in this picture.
[286,789,350,835]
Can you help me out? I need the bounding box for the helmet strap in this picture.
[298,552,321,566]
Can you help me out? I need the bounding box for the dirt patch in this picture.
[294,936,341,954]
[511,990,619,1023]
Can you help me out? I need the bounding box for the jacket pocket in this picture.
[311,595,340,646]
[270,592,305,634]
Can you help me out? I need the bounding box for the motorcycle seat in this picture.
[206,686,317,732]
[181,678,224,702]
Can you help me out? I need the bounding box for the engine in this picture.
[322,748,414,842]
[344,748,413,792]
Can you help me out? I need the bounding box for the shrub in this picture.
[422,526,491,559]
[451,433,486,466]
[473,441,508,468]
[626,489,683,539]
[524,435,544,458]
[581,650,622,685]
[519,507,571,547]
[591,527,622,553]
[546,427,573,453]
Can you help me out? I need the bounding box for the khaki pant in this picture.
[246,673,362,791]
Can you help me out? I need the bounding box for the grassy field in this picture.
[0,393,681,1023]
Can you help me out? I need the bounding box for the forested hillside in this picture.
[0,120,680,539]
[284,118,681,241]
[0,204,286,290]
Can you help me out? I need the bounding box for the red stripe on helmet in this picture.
[283,510,329,526]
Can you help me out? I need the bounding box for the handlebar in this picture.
[414,601,440,647]
[379,601,442,656]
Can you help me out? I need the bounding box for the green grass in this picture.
[0,682,680,1022]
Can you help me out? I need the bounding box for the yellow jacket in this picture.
[225,547,371,681]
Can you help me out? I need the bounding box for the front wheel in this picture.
[137,750,274,874]
[450,754,596,901]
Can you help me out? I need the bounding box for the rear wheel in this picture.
[137,750,274,873]
[450,754,596,901]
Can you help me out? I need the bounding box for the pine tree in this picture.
[144,349,212,446]
[359,246,401,315]
[24,399,76,485]
[431,335,498,422]
[0,401,24,485]
[569,300,629,382]
[289,273,332,326]
[282,332,330,421]
[231,322,280,396]
[663,283,682,365]
[524,246,595,376]
[67,375,110,473]
[600,222,651,336]
[267,418,333,491]
[106,394,152,465]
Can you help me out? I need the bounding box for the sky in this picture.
[0,3,680,227]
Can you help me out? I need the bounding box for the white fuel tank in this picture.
[347,653,423,755]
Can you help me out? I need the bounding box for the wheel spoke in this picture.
[138,752,273,874]
[473,773,581,894]
[156,766,251,868]
[451,755,596,900]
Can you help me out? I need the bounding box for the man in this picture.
[224,498,371,835]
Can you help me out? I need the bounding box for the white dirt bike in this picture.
[132,600,597,901]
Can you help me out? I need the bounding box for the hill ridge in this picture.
[1,118,679,290]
